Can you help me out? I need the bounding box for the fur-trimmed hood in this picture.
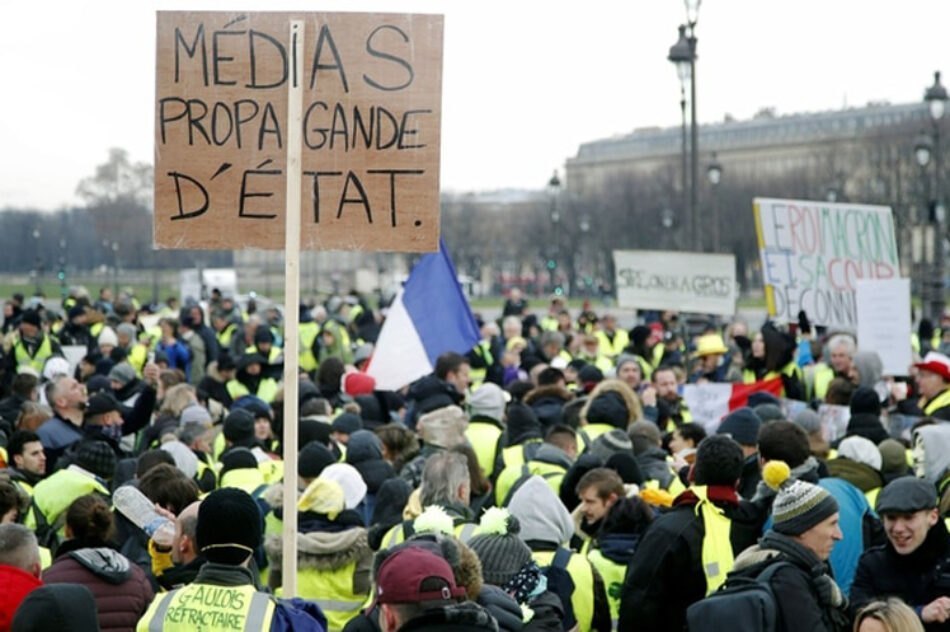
[265,525,371,571]
[581,379,642,427]
[523,384,574,406]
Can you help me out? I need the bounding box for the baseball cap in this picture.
[375,546,467,605]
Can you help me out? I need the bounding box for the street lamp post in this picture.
[915,131,934,313]
[548,170,561,295]
[706,152,722,252]
[32,229,41,295]
[58,237,67,299]
[924,71,948,322]
[668,1,702,252]
[669,25,691,250]
[111,242,120,299]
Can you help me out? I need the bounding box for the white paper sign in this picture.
[682,383,731,433]
[754,198,899,328]
[613,250,736,315]
[856,278,912,376]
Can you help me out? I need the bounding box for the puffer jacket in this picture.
[0,563,42,632]
[42,542,153,632]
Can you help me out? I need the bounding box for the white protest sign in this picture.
[613,250,736,315]
[754,198,899,328]
[856,278,912,376]
[682,383,731,433]
[61,346,87,377]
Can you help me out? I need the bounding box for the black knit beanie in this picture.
[196,487,262,564]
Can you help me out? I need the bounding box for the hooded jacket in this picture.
[825,458,884,493]
[636,446,676,489]
[0,563,42,632]
[509,475,574,547]
[405,375,464,430]
[42,543,153,632]
[524,385,575,430]
[580,380,641,429]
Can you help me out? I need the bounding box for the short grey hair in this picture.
[0,524,39,572]
[827,334,856,357]
[539,331,565,349]
[420,451,470,506]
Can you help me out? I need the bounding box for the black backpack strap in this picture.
[552,546,572,570]
[501,465,533,508]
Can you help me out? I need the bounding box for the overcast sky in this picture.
[2,0,949,211]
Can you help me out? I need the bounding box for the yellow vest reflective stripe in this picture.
[227,378,279,404]
[299,322,320,372]
[14,336,53,373]
[594,330,629,359]
[691,485,734,595]
[465,422,503,478]
[925,388,950,416]
[216,323,238,348]
[532,549,596,632]
[137,583,275,631]
[294,562,368,632]
[586,548,626,630]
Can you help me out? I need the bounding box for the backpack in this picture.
[685,561,793,632]
[540,547,577,632]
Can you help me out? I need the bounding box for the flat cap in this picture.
[876,477,937,515]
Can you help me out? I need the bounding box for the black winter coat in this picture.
[851,520,950,631]
[617,487,768,632]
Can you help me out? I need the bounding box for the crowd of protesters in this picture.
[0,283,948,631]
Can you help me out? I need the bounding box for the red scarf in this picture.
[673,484,739,508]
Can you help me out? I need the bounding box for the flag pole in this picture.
[281,18,304,597]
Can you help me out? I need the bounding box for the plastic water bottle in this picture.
[113,485,176,547]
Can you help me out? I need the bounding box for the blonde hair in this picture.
[854,599,924,632]
[159,383,197,418]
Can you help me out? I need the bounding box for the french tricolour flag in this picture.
[366,240,480,391]
[682,377,784,433]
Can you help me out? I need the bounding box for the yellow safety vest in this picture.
[499,440,544,471]
[578,353,613,374]
[290,562,368,632]
[691,485,734,595]
[219,467,267,497]
[925,388,950,416]
[651,343,665,369]
[299,321,320,373]
[227,378,279,404]
[578,423,616,455]
[495,461,566,507]
[595,329,629,359]
[14,336,53,373]
[532,548,596,632]
[382,517,478,550]
[812,364,835,401]
[865,487,881,510]
[26,468,109,536]
[541,316,559,332]
[465,421,503,478]
[587,548,626,630]
[216,323,238,349]
[468,340,494,390]
[244,346,282,364]
[137,582,276,631]
[128,343,148,377]
[643,473,686,498]
[742,362,803,396]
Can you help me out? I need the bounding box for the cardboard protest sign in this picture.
[856,278,912,376]
[154,12,443,252]
[613,250,736,315]
[754,198,899,328]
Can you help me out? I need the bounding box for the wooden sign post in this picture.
[154,11,443,597]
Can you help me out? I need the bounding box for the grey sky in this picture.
[2,0,948,211]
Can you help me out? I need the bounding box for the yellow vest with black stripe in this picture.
[291,562,367,631]
[595,329,629,359]
[465,420,503,478]
[586,548,626,630]
[136,583,275,631]
[925,388,950,416]
[691,485,734,595]
[299,321,320,373]
[13,336,53,373]
[227,378,279,404]
[216,323,238,350]
[532,548,596,632]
